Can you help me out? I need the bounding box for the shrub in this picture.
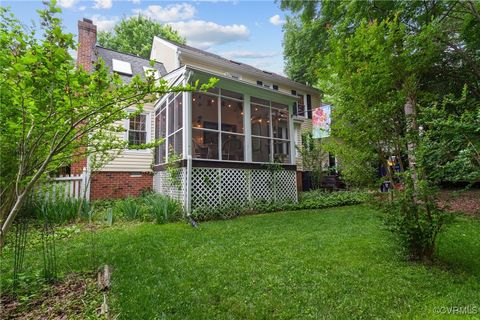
[33,198,89,225]
[383,181,453,262]
[190,190,372,221]
[144,195,182,224]
[114,197,142,221]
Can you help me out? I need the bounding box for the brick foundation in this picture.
[90,171,153,200]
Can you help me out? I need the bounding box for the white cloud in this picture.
[132,4,196,22]
[269,14,285,26]
[91,15,119,32]
[78,6,87,11]
[58,0,79,8]
[169,20,249,49]
[129,0,141,3]
[93,0,112,9]
[220,50,279,59]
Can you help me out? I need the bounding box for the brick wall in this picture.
[71,19,96,175]
[71,157,87,175]
[77,18,96,71]
[90,172,153,200]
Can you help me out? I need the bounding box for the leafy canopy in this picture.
[98,16,185,58]
[0,2,216,247]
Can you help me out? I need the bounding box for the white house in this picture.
[74,18,322,212]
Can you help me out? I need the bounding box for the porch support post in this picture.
[289,104,296,165]
[183,77,193,215]
[244,94,252,163]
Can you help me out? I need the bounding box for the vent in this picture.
[229,59,242,65]
[112,59,132,75]
[224,72,241,80]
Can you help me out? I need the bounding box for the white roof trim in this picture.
[184,65,298,101]
[152,36,320,95]
[178,49,320,94]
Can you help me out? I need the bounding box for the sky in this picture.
[3,0,291,75]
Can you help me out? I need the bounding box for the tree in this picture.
[98,16,185,58]
[281,0,480,186]
[280,0,480,261]
[0,3,216,249]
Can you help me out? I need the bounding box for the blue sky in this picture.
[4,0,290,74]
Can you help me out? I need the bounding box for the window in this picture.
[128,114,147,145]
[112,59,132,75]
[251,97,291,164]
[192,89,244,161]
[154,93,183,164]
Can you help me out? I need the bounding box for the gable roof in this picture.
[154,37,321,94]
[95,46,167,83]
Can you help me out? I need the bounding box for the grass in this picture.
[2,205,480,319]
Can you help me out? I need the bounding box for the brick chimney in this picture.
[71,18,97,175]
[77,18,97,72]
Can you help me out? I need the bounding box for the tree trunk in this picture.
[404,93,419,190]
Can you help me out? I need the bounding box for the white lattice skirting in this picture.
[154,167,297,211]
[153,168,186,203]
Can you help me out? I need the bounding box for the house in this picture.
[74,18,323,212]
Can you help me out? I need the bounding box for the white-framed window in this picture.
[126,113,151,149]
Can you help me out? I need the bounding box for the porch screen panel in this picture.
[165,93,183,161]
[155,102,166,164]
[220,90,244,161]
[251,98,290,163]
[192,89,245,161]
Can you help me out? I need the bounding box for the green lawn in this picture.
[3,205,480,319]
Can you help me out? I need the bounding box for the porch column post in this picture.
[183,82,192,216]
[289,104,296,165]
[244,94,252,163]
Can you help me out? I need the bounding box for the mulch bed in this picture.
[438,189,480,216]
[0,273,102,320]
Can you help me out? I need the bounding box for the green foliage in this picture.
[0,2,217,247]
[383,180,453,262]
[281,0,480,188]
[98,16,185,58]
[114,197,142,221]
[143,194,182,224]
[417,86,480,184]
[16,198,89,225]
[297,131,328,187]
[191,190,372,221]
[2,206,480,318]
[165,146,182,189]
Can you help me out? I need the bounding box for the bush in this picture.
[383,181,453,262]
[32,198,89,225]
[143,194,182,224]
[114,197,143,221]
[298,190,373,209]
[190,190,372,221]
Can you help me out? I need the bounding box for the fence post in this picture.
[82,167,91,201]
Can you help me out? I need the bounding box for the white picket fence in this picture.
[35,167,90,201]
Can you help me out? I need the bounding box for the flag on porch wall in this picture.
[312,105,331,139]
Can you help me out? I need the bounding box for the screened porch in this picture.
[152,66,299,213]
